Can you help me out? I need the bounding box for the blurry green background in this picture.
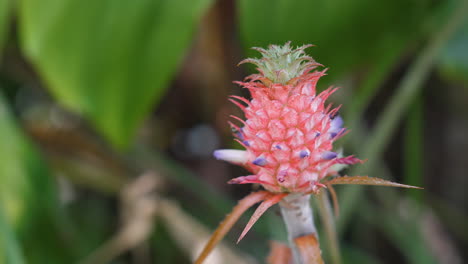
[0,0,467,263]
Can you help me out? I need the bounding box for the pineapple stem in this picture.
[279,194,318,264]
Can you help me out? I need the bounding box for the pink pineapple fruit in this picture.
[214,42,361,195]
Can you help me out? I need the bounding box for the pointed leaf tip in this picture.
[325,176,423,189]
[237,193,288,243]
[194,191,270,264]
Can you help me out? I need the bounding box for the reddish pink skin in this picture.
[229,69,361,194]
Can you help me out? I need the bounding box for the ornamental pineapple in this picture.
[214,42,361,195]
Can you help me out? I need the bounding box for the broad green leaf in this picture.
[0,0,11,54]
[238,0,428,81]
[18,0,213,148]
[0,92,70,263]
[326,176,422,189]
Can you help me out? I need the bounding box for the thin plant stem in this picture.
[317,191,342,264]
[279,194,317,264]
[338,0,468,231]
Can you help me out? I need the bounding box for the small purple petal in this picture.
[235,131,244,140]
[315,132,321,138]
[330,132,337,138]
[299,150,310,158]
[253,157,267,166]
[322,151,338,160]
[330,115,344,131]
[242,140,250,146]
[275,145,282,150]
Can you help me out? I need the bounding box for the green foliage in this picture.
[238,0,428,81]
[0,0,11,53]
[0,0,465,263]
[18,0,213,149]
[0,93,71,263]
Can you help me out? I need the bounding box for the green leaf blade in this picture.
[19,0,213,149]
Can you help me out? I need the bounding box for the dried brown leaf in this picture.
[325,176,422,189]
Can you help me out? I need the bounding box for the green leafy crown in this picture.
[240,41,321,84]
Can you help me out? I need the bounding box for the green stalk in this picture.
[404,95,424,202]
[317,191,342,264]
